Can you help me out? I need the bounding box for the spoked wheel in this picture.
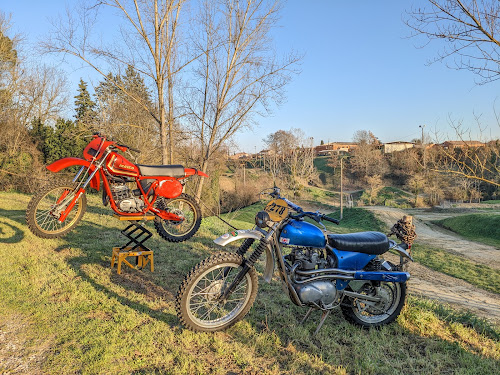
[154,193,202,242]
[176,252,258,332]
[341,281,406,328]
[26,181,87,239]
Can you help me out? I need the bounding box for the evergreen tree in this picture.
[74,79,96,126]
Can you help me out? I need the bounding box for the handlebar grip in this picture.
[117,143,140,153]
[322,215,340,225]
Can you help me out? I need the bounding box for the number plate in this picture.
[264,199,289,222]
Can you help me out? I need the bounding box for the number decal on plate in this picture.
[264,199,289,221]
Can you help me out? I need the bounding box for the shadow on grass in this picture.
[0,217,25,243]
[3,198,500,374]
[51,219,198,328]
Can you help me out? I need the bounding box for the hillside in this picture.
[0,192,498,374]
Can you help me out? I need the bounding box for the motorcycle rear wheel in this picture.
[154,193,202,242]
[176,252,258,332]
[26,180,87,239]
[341,281,406,328]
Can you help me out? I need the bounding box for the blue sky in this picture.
[3,1,500,153]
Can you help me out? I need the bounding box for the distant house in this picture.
[314,142,358,156]
[258,149,275,156]
[438,141,485,149]
[228,152,250,160]
[383,141,415,154]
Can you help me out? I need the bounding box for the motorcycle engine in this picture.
[110,183,145,213]
[286,247,339,307]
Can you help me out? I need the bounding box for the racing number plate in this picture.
[264,199,289,222]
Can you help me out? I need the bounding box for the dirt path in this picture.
[367,206,500,270]
[366,206,500,324]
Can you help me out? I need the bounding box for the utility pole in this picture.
[340,156,344,220]
[419,124,426,169]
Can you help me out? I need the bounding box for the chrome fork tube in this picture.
[81,150,110,189]
[72,166,85,183]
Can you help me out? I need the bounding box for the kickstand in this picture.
[300,307,315,324]
[313,310,331,336]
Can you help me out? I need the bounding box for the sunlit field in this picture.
[0,192,498,374]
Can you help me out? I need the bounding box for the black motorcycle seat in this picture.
[137,164,185,178]
[327,231,389,255]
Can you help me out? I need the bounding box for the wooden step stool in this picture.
[111,246,154,275]
[111,214,155,274]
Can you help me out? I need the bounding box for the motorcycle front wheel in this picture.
[154,193,202,242]
[26,180,87,239]
[341,281,406,328]
[176,252,258,332]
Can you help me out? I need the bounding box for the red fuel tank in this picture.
[105,153,140,177]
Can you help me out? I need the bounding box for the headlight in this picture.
[255,210,271,228]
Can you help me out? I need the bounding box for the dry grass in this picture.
[0,191,498,374]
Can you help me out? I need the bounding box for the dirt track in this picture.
[366,206,500,324]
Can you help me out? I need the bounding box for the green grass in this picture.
[219,201,265,227]
[0,192,499,374]
[434,214,500,248]
[411,243,500,295]
[324,207,386,234]
[482,200,500,204]
[313,156,334,175]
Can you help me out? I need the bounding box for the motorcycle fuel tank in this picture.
[279,220,326,248]
[106,153,140,177]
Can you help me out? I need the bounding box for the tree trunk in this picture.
[195,160,209,201]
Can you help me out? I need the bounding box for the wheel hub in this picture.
[205,280,224,301]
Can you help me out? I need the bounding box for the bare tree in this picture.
[185,0,301,199]
[406,0,500,84]
[425,117,500,187]
[42,0,188,164]
[365,174,384,205]
[0,12,68,191]
[350,130,387,181]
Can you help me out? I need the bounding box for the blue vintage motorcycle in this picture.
[176,187,414,334]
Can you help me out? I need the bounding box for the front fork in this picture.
[55,151,109,222]
[219,226,277,301]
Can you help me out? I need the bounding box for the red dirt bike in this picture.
[26,133,208,242]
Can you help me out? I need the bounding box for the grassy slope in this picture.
[411,243,500,295]
[435,214,500,248]
[0,192,499,374]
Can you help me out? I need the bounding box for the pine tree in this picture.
[74,79,96,126]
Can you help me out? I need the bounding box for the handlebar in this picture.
[117,143,140,153]
[290,211,340,225]
[263,186,340,225]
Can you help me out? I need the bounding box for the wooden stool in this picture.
[111,246,154,274]
[111,214,156,274]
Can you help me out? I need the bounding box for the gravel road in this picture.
[366,206,500,323]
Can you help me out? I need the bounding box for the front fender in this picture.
[47,157,100,190]
[214,229,275,283]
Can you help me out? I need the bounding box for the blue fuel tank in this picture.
[279,220,326,248]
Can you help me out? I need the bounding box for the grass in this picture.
[482,200,500,204]
[324,207,386,234]
[0,191,499,374]
[434,214,500,248]
[411,243,500,295]
[313,156,334,175]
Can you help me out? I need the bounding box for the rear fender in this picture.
[214,229,275,283]
[184,168,209,178]
[390,243,414,261]
[47,157,100,190]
